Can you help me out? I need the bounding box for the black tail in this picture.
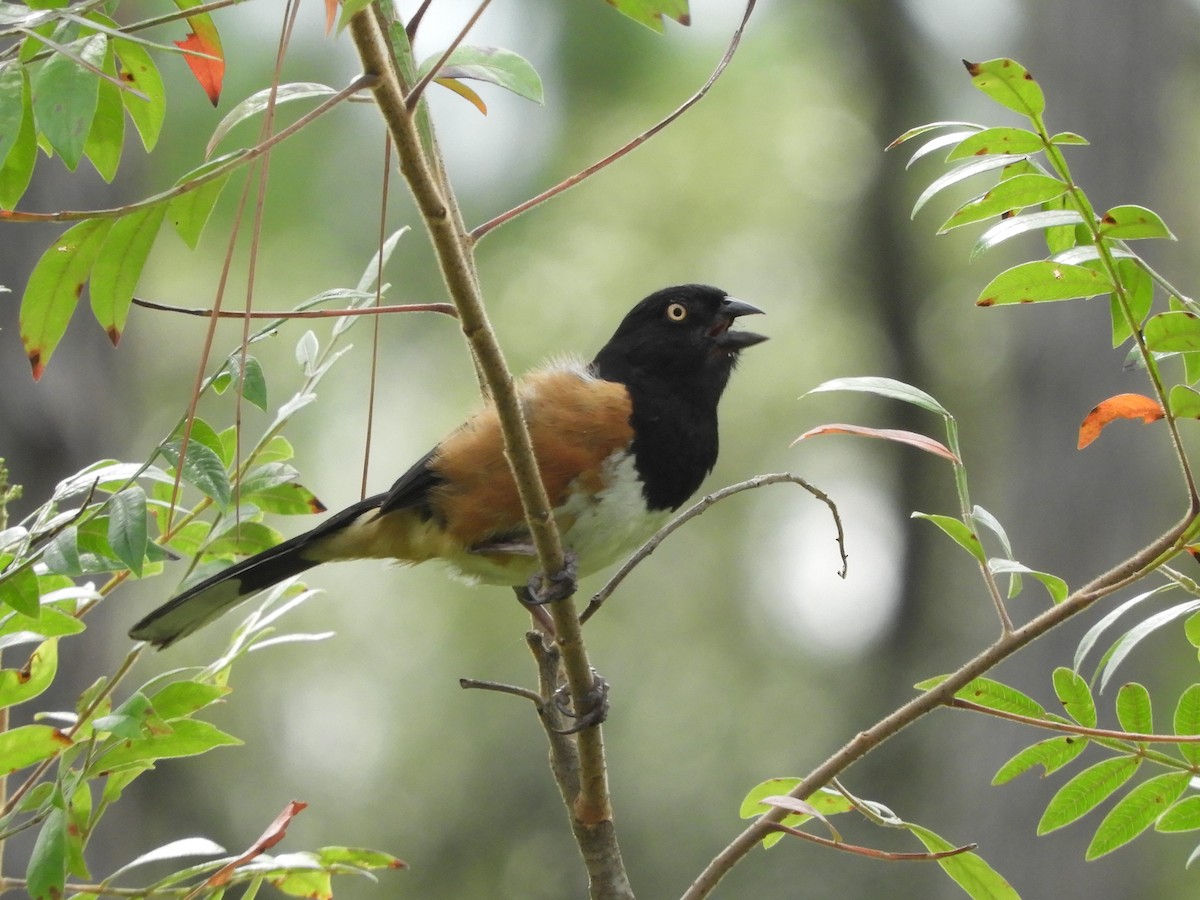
[130,496,383,649]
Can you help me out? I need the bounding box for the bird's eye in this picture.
[665,302,688,322]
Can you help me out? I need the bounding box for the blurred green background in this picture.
[5,0,1200,896]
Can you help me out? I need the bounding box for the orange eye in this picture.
[665,302,688,322]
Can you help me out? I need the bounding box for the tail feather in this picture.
[130,495,384,649]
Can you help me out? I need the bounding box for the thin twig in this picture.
[949,698,1200,743]
[459,677,543,705]
[130,297,457,318]
[404,0,494,110]
[470,0,757,242]
[581,473,845,624]
[763,822,977,862]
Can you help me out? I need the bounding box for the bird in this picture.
[129,284,767,649]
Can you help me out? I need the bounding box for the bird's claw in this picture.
[549,670,609,734]
[519,550,579,606]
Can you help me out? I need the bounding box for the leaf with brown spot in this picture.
[1078,393,1164,449]
[206,799,309,887]
[962,57,1045,118]
[793,424,958,462]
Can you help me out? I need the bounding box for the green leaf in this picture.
[0,606,85,641]
[90,203,168,345]
[936,675,1046,718]
[987,559,1067,604]
[1099,204,1174,241]
[1074,586,1172,673]
[0,63,36,209]
[161,439,233,509]
[963,57,1046,118]
[0,565,40,617]
[206,82,335,157]
[256,435,295,465]
[205,521,282,557]
[0,639,58,710]
[173,416,225,462]
[1051,132,1089,145]
[107,485,148,576]
[971,209,1085,260]
[1110,259,1153,348]
[41,526,82,578]
[238,463,298,496]
[1144,311,1200,352]
[26,806,67,900]
[888,121,984,149]
[737,778,853,848]
[1039,756,1141,834]
[95,718,240,771]
[247,482,326,516]
[805,376,948,416]
[0,61,25,170]
[1043,194,1078,256]
[905,823,1020,899]
[905,130,978,168]
[20,218,115,379]
[148,681,230,719]
[169,160,233,249]
[1053,666,1096,728]
[113,35,166,151]
[608,0,690,31]
[0,724,70,774]
[1115,682,1152,735]
[82,42,123,182]
[314,846,406,871]
[912,513,986,563]
[163,520,211,556]
[269,864,332,900]
[945,125,1045,161]
[1157,796,1200,833]
[938,173,1067,233]
[977,260,1114,307]
[1099,600,1200,693]
[912,154,1031,218]
[1175,684,1200,766]
[32,34,107,169]
[1086,772,1189,859]
[214,353,268,410]
[418,46,543,105]
[993,735,1088,785]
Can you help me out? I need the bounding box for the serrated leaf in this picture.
[1115,682,1153,735]
[1038,755,1140,834]
[161,439,233,509]
[963,57,1045,118]
[905,823,1020,899]
[114,36,166,151]
[971,209,1085,260]
[804,376,948,415]
[993,735,1088,785]
[1144,311,1200,352]
[27,806,67,900]
[20,218,115,379]
[95,718,240,771]
[90,204,168,345]
[946,125,1045,161]
[1099,204,1174,241]
[1157,796,1200,833]
[0,639,58,710]
[206,82,335,157]
[939,173,1067,233]
[977,260,1114,307]
[912,513,986,563]
[418,46,543,105]
[912,154,1031,219]
[1099,600,1200,693]
[0,724,70,774]
[32,34,107,169]
[1175,684,1200,766]
[1087,772,1189,859]
[107,485,148,575]
[1053,666,1096,727]
[1110,258,1153,348]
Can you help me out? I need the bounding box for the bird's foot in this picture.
[518,551,579,606]
[550,669,610,734]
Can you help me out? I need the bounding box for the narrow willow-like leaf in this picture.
[946,125,1045,160]
[993,735,1087,785]
[939,173,1067,233]
[1175,685,1200,766]
[1157,796,1200,833]
[906,130,977,168]
[964,57,1046,118]
[912,513,986,564]
[1099,204,1175,241]
[1074,586,1172,673]
[889,121,985,149]
[971,209,1084,260]
[1038,756,1140,834]
[905,823,1020,899]
[977,260,1113,307]
[1115,682,1152,735]
[1099,600,1200,693]
[911,154,1030,219]
[804,376,949,416]
[206,82,335,158]
[93,719,240,771]
[1053,666,1096,728]
[1086,772,1189,859]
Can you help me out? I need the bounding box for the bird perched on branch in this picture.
[130,284,767,649]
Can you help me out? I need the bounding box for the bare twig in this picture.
[763,822,977,862]
[948,698,1200,744]
[131,297,458,319]
[404,0,494,110]
[469,0,758,243]
[581,473,845,624]
[459,677,543,705]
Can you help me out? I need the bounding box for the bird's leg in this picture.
[551,668,610,733]
[517,550,579,606]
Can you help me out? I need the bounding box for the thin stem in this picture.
[763,822,976,862]
[404,0,493,110]
[130,297,457,318]
[949,698,1200,744]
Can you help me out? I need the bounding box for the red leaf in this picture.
[206,799,308,887]
[1077,393,1164,449]
[175,31,225,106]
[324,0,337,34]
[793,424,959,462]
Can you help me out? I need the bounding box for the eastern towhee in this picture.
[130,284,766,649]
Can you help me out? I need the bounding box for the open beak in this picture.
[712,297,767,351]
